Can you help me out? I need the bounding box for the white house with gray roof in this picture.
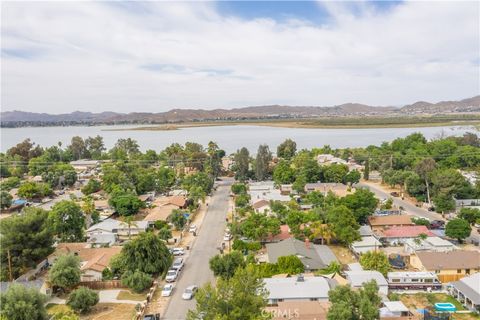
[449,273,480,312]
[263,276,337,305]
[345,270,389,296]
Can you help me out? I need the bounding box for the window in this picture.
[424,279,433,283]
[391,279,400,283]
[466,269,470,274]
[457,269,462,274]
[411,279,419,282]
[435,270,440,273]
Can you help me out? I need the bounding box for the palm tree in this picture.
[310,222,335,245]
[121,216,138,240]
[82,196,96,227]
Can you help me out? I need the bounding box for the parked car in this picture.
[172,247,185,256]
[165,269,179,282]
[429,220,445,229]
[172,258,184,271]
[223,233,232,241]
[189,224,197,233]
[143,314,160,320]
[390,192,400,197]
[182,285,198,300]
[161,284,174,297]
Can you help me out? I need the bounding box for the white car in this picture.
[189,224,197,233]
[172,257,184,271]
[161,284,174,297]
[172,247,185,256]
[182,285,198,300]
[165,269,178,282]
[223,233,232,241]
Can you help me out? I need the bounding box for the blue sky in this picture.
[1,1,479,113]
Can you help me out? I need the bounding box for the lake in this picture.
[0,124,476,154]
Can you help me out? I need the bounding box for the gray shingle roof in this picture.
[266,238,337,270]
[263,276,336,300]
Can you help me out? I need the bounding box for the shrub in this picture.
[49,255,81,290]
[121,270,152,293]
[67,287,99,314]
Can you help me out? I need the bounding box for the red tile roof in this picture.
[381,225,435,238]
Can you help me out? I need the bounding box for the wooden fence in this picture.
[77,280,125,290]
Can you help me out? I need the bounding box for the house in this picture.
[265,301,330,320]
[265,238,337,271]
[316,154,347,166]
[404,236,456,254]
[138,193,154,203]
[351,236,382,255]
[48,243,121,281]
[263,275,337,305]
[303,183,353,197]
[94,200,113,218]
[280,184,293,195]
[143,204,178,222]
[410,251,480,282]
[368,215,414,232]
[345,270,389,296]
[449,273,480,312]
[377,226,435,245]
[221,156,234,171]
[87,218,149,242]
[380,301,417,319]
[252,199,271,214]
[156,195,187,208]
[70,160,100,171]
[249,181,290,203]
[265,225,292,243]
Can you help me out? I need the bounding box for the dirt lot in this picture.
[328,245,357,265]
[80,303,137,320]
[116,290,147,301]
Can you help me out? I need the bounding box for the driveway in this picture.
[162,178,233,320]
[357,182,443,221]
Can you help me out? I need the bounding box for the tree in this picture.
[458,208,480,225]
[323,164,349,183]
[414,158,436,205]
[48,254,81,291]
[109,190,144,216]
[121,270,152,293]
[363,158,370,180]
[233,147,250,182]
[112,138,140,158]
[118,232,172,275]
[209,251,246,280]
[344,170,361,185]
[231,183,247,195]
[445,218,471,243]
[68,136,88,160]
[157,167,176,193]
[85,135,105,159]
[342,188,379,224]
[272,160,296,185]
[255,144,272,181]
[326,205,360,245]
[6,139,43,162]
[0,191,12,210]
[81,179,101,195]
[120,216,138,240]
[328,281,381,320]
[292,174,307,194]
[240,213,280,242]
[168,210,187,230]
[42,164,77,188]
[0,208,54,281]
[359,251,391,276]
[67,287,99,314]
[433,193,455,212]
[276,255,304,275]
[187,266,267,320]
[0,283,48,320]
[17,182,52,200]
[277,138,297,160]
[49,200,85,242]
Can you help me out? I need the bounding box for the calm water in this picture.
[0,124,476,154]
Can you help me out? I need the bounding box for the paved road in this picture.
[357,182,443,221]
[162,178,232,320]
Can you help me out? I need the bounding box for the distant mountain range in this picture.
[2,96,479,126]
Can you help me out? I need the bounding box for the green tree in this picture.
[277,138,297,160]
[0,191,13,210]
[67,287,99,314]
[49,200,85,242]
[458,208,480,225]
[233,147,250,182]
[68,136,88,160]
[81,179,101,195]
[255,144,272,181]
[240,213,280,242]
[48,254,81,291]
[85,135,105,159]
[109,190,144,216]
[326,205,360,245]
[157,167,176,193]
[118,232,172,275]
[0,208,54,280]
[231,183,247,195]
[344,169,361,185]
[323,164,349,183]
[342,188,379,224]
[359,251,391,276]
[272,160,296,185]
[363,158,370,180]
[276,255,304,275]
[209,251,246,280]
[433,193,455,212]
[17,182,52,200]
[0,283,48,320]
[187,266,267,320]
[168,210,187,230]
[445,218,472,243]
[121,270,152,293]
[327,281,381,320]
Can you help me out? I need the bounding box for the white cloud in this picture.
[1,1,479,113]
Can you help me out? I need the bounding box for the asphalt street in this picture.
[162,178,232,320]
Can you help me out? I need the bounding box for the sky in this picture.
[1,1,479,114]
